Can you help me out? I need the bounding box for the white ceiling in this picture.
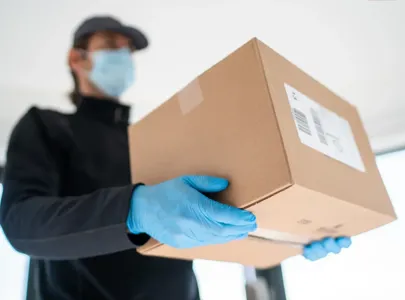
[0,0,404,164]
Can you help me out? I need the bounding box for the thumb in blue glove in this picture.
[127,175,257,248]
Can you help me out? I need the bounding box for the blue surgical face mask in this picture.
[88,47,135,98]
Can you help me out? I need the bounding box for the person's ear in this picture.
[68,48,87,73]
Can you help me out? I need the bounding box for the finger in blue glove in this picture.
[127,175,257,249]
[303,237,352,261]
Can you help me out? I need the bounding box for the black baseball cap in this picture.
[73,15,149,51]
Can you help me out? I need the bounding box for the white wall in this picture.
[1,0,405,159]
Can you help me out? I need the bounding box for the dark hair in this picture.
[69,37,90,106]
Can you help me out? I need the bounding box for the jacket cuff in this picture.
[126,183,150,247]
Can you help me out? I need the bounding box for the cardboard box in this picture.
[128,38,396,268]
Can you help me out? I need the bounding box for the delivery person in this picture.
[0,15,352,300]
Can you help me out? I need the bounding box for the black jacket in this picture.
[0,96,199,300]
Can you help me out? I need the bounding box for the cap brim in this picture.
[113,26,149,51]
[75,26,149,51]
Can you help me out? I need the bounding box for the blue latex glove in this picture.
[303,237,352,261]
[127,175,257,248]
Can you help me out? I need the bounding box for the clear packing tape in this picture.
[248,228,312,248]
[177,79,312,249]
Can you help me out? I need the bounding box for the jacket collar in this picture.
[75,95,131,125]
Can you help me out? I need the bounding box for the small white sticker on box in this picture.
[284,83,366,172]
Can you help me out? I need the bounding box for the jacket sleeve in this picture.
[0,108,150,260]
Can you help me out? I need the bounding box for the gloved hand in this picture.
[126,175,257,248]
[303,237,352,261]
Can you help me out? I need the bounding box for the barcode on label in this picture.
[292,108,311,136]
[311,108,328,145]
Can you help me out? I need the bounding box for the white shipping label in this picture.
[284,83,366,172]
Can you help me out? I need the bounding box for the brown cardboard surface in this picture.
[129,39,292,209]
[128,38,397,268]
[256,40,396,218]
[139,236,301,269]
[248,184,395,239]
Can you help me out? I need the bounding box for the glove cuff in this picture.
[126,183,145,234]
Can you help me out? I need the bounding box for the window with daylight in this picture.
[0,183,249,300]
[0,184,30,300]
